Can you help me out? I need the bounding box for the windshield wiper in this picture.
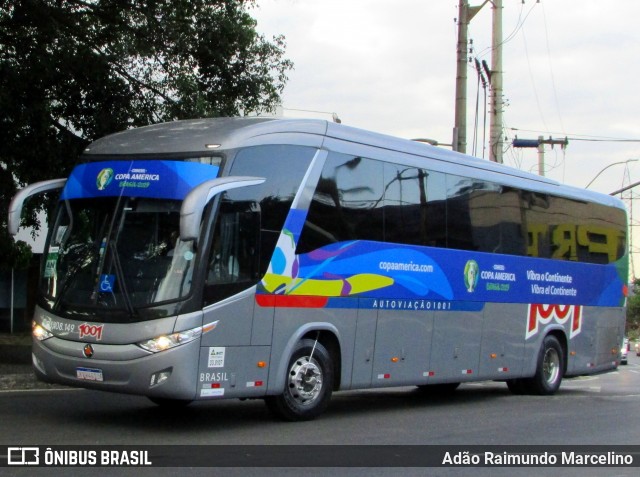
[108,239,136,316]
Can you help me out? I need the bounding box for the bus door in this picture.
[198,197,271,399]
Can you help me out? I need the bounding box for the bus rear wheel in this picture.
[265,339,334,421]
[523,334,564,395]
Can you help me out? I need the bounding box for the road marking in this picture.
[0,388,82,394]
[565,375,600,382]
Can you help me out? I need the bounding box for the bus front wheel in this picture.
[266,339,334,421]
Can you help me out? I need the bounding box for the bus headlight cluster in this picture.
[137,327,202,353]
[32,321,53,341]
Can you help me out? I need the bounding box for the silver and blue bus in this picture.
[8,118,628,420]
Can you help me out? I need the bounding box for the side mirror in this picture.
[8,178,67,236]
[180,176,265,242]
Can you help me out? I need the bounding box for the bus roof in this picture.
[82,117,624,211]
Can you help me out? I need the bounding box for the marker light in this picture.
[32,321,53,341]
[138,326,203,353]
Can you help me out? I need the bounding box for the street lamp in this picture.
[411,138,453,148]
[585,159,638,189]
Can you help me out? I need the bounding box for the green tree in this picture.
[0,0,292,269]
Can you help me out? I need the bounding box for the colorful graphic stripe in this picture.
[257,209,627,310]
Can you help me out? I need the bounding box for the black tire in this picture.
[522,334,564,395]
[265,339,334,421]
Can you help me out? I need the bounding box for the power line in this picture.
[508,128,640,143]
[474,1,537,60]
[565,138,640,143]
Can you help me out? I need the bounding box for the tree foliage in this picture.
[0,0,292,269]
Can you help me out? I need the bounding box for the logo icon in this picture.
[96,168,114,190]
[83,344,94,358]
[78,323,104,340]
[8,447,39,465]
[464,260,479,293]
[99,274,115,293]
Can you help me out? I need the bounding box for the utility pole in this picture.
[512,136,569,176]
[453,1,488,154]
[489,0,504,163]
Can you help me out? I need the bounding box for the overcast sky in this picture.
[18,2,640,271]
[252,0,640,190]
[253,0,640,274]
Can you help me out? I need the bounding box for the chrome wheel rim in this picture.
[287,356,323,406]
[543,347,560,385]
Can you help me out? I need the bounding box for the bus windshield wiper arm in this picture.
[109,239,136,316]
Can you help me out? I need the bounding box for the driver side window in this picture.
[203,196,260,305]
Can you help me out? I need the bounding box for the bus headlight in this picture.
[137,327,202,353]
[33,321,53,341]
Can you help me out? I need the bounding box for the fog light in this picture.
[32,354,46,374]
[150,368,172,387]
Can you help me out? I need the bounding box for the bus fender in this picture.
[267,322,342,395]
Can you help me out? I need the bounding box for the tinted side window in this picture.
[229,145,315,274]
[447,175,500,252]
[203,145,314,305]
[297,154,384,253]
[294,150,625,265]
[499,187,526,256]
[577,202,627,263]
[524,192,627,263]
[383,164,447,246]
[203,195,261,305]
[445,177,528,255]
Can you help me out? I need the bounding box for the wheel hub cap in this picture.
[288,357,323,405]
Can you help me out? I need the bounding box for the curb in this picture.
[0,344,31,365]
[0,340,73,391]
[0,339,47,391]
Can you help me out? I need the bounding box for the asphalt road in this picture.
[1,352,639,476]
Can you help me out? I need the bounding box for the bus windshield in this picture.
[39,158,221,319]
[42,195,195,315]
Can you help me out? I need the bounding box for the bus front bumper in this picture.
[32,336,200,401]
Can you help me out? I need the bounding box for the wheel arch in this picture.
[267,322,342,395]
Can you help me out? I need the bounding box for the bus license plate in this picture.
[76,367,104,382]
